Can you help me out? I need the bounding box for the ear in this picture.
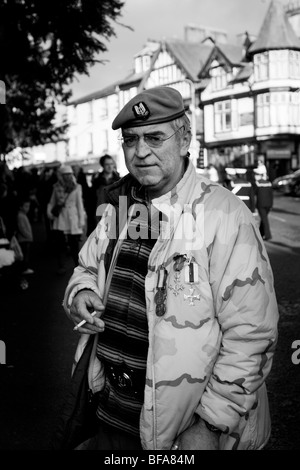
[180,130,192,157]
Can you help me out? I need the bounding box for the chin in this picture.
[136,175,161,187]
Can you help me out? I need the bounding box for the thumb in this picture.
[86,292,105,314]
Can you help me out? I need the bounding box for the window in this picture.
[211,66,228,91]
[270,92,289,126]
[100,130,108,153]
[290,92,300,125]
[257,93,270,127]
[257,92,297,127]
[290,50,300,78]
[269,50,289,79]
[254,52,269,81]
[70,136,78,156]
[215,100,231,132]
[99,98,108,119]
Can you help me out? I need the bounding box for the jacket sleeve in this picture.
[63,228,102,319]
[196,202,278,433]
[62,203,115,320]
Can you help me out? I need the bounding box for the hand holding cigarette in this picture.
[70,290,105,335]
[73,311,98,331]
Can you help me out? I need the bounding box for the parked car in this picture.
[272,169,300,196]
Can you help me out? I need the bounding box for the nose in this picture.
[135,136,151,159]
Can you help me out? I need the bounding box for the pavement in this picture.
[0,191,299,450]
[261,193,300,450]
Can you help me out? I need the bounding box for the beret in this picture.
[112,86,185,130]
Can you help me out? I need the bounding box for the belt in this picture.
[103,360,146,400]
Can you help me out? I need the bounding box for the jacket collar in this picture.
[105,158,195,211]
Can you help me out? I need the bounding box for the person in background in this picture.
[254,175,273,241]
[91,155,120,224]
[254,157,268,181]
[72,164,94,237]
[16,197,34,275]
[61,86,278,451]
[206,164,219,183]
[47,165,86,273]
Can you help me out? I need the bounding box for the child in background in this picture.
[16,198,34,275]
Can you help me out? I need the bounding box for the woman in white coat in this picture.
[47,165,86,273]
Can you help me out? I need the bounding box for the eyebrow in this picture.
[122,130,165,136]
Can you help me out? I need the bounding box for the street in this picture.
[0,191,299,450]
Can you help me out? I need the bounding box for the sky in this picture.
[70,0,285,101]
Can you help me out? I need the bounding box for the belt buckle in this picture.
[117,371,133,390]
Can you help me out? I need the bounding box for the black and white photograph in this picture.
[0,0,299,453]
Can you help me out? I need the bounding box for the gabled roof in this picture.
[165,40,213,82]
[219,44,245,65]
[249,0,300,54]
[69,71,146,105]
[69,82,120,106]
[198,43,244,78]
[118,71,145,89]
[229,63,253,84]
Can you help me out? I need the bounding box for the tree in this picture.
[0,0,125,156]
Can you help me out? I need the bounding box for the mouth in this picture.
[135,164,156,168]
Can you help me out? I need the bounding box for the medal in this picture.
[154,266,168,317]
[183,258,200,306]
[169,254,186,296]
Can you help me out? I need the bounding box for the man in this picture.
[254,175,273,241]
[89,154,120,234]
[92,154,119,209]
[63,86,278,450]
[254,157,268,181]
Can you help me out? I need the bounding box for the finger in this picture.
[85,294,105,314]
[73,315,105,330]
[70,309,105,325]
[75,323,105,335]
[75,327,99,335]
[93,318,105,329]
[77,298,104,324]
[71,301,98,325]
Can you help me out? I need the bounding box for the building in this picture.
[25,0,300,180]
[200,0,300,179]
[66,36,214,173]
[66,41,159,175]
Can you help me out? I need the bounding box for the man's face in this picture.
[122,122,190,197]
[103,160,114,174]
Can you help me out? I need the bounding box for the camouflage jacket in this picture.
[63,160,278,450]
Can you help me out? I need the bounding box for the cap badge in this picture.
[132,101,150,120]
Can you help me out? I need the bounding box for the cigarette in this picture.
[73,311,97,331]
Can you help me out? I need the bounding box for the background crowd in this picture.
[0,155,272,289]
[0,154,120,288]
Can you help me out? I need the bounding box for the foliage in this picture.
[0,0,125,155]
